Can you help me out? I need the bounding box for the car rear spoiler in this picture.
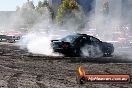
[51,40,59,42]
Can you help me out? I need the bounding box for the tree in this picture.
[36,1,44,14]
[23,0,35,10]
[16,6,20,12]
[35,0,55,20]
[13,0,37,30]
[56,0,80,24]
[102,0,109,15]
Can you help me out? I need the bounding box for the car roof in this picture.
[76,33,93,37]
[63,33,95,39]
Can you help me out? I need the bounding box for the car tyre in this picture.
[103,47,112,57]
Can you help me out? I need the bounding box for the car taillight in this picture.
[63,44,69,48]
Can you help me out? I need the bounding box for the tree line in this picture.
[15,0,84,30]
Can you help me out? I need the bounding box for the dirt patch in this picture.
[0,43,131,88]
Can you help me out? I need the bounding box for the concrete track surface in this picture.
[0,43,131,88]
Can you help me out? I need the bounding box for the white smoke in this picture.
[17,19,59,56]
[81,44,103,58]
[24,33,52,55]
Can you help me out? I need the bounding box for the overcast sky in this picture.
[0,0,43,11]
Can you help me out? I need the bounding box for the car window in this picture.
[81,36,88,43]
[76,36,90,45]
[90,37,100,42]
[61,35,79,43]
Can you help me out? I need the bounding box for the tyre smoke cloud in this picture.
[81,44,103,58]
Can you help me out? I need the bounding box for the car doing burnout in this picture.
[51,34,114,57]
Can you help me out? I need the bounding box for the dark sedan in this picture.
[51,34,114,57]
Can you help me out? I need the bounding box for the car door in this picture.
[78,36,92,47]
[74,36,86,47]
